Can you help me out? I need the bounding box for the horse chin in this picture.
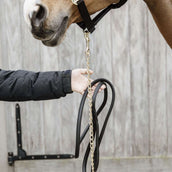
[41,16,68,47]
[42,28,66,47]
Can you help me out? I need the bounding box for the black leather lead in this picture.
[75,78,115,171]
[76,0,128,33]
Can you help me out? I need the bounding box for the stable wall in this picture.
[0,0,172,171]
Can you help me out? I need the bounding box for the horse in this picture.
[23,0,172,48]
[23,0,119,46]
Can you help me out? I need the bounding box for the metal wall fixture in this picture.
[8,104,75,166]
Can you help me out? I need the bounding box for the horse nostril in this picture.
[31,5,47,28]
[36,5,46,20]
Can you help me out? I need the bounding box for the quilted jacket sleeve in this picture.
[0,69,73,101]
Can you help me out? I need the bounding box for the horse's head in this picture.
[24,0,119,46]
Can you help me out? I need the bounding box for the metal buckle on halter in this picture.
[71,0,79,5]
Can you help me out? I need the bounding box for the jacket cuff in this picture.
[62,70,73,94]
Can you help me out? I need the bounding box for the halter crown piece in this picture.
[72,0,128,33]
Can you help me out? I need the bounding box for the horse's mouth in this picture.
[32,16,69,47]
[43,17,68,46]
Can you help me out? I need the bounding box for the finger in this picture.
[80,69,93,75]
[85,78,94,87]
[92,85,96,92]
[81,90,85,95]
[99,89,103,93]
[93,83,106,90]
[98,85,106,93]
[101,84,106,90]
[94,83,98,87]
[91,85,102,94]
[90,79,94,83]
[93,83,106,93]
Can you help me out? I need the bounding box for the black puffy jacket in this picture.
[0,69,73,101]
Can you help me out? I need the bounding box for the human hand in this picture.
[71,69,105,95]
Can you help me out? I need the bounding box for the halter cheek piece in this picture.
[72,0,128,33]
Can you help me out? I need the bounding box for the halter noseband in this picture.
[72,0,128,33]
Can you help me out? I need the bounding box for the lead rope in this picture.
[84,31,95,172]
[71,1,95,170]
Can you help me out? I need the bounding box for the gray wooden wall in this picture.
[0,0,172,171]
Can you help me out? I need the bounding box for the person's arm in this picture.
[0,69,73,101]
[144,0,172,48]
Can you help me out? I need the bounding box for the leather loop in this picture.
[75,78,115,171]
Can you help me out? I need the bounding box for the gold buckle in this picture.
[71,0,79,5]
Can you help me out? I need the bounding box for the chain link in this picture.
[84,31,95,172]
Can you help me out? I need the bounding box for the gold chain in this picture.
[84,31,95,172]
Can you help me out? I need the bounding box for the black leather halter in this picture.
[74,0,128,33]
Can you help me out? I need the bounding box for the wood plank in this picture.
[2,0,23,70]
[0,0,9,69]
[148,9,168,155]
[111,2,132,156]
[0,102,7,172]
[128,0,149,156]
[0,102,14,172]
[56,25,77,154]
[1,0,23,157]
[0,1,15,172]
[91,11,115,156]
[167,45,172,155]
[40,41,62,154]
[0,0,2,67]
[18,0,45,156]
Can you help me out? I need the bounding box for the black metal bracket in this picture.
[8,104,75,166]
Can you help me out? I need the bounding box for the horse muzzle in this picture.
[24,3,69,46]
[41,16,69,46]
[31,16,69,46]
